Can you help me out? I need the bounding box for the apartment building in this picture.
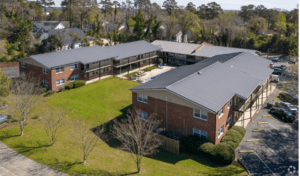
[152,40,258,66]
[130,52,273,144]
[18,41,161,91]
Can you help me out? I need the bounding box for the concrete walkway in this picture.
[0,142,67,176]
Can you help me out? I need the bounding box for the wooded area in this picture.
[0,0,298,62]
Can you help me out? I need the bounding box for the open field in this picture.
[0,77,247,176]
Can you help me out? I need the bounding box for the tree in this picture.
[69,31,82,49]
[186,2,196,14]
[71,118,104,164]
[239,4,256,22]
[37,0,55,21]
[247,16,267,35]
[8,73,43,136]
[49,10,62,21]
[162,0,178,16]
[132,9,146,40]
[177,9,200,43]
[274,12,287,34]
[38,106,68,146]
[164,15,178,41]
[112,109,162,173]
[0,70,10,98]
[47,35,62,51]
[197,2,223,20]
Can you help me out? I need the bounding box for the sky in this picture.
[50,0,298,11]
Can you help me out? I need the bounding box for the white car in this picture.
[270,74,279,82]
[272,56,279,61]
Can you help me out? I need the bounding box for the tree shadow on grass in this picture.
[0,129,21,141]
[10,140,52,156]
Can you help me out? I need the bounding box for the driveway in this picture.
[236,61,298,176]
[0,142,67,176]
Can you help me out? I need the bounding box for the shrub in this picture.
[199,142,215,156]
[181,135,207,153]
[221,130,243,149]
[73,80,85,88]
[44,91,55,97]
[41,87,48,93]
[65,83,74,90]
[231,126,246,137]
[213,143,235,165]
[58,87,64,92]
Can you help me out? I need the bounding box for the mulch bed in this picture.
[0,122,13,129]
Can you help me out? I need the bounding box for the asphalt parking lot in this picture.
[236,59,298,176]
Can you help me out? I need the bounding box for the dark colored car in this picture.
[279,93,298,105]
[272,68,282,75]
[279,65,286,71]
[272,66,285,72]
[275,101,298,116]
[270,107,294,122]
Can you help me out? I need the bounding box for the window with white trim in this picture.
[43,80,48,87]
[137,94,148,104]
[193,109,208,121]
[227,115,232,126]
[56,67,64,73]
[228,98,232,108]
[21,62,26,68]
[219,106,224,118]
[193,128,207,139]
[70,64,78,70]
[71,75,79,82]
[137,110,148,121]
[218,124,224,137]
[91,70,99,76]
[56,78,65,86]
[103,67,109,72]
[43,68,48,74]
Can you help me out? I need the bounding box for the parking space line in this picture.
[259,140,277,155]
[268,123,288,137]
[254,152,275,176]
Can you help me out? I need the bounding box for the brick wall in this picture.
[132,92,235,144]
[88,69,113,80]
[0,62,19,68]
[50,66,82,91]
[19,62,51,87]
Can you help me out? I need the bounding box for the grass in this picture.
[142,65,158,72]
[0,77,247,176]
[124,72,139,78]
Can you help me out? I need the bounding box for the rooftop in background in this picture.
[23,40,161,69]
[151,40,201,55]
[195,44,257,57]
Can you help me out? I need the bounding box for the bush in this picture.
[181,135,207,153]
[213,143,235,165]
[44,91,55,97]
[221,130,243,149]
[58,87,64,92]
[73,80,85,88]
[199,142,215,156]
[65,83,74,90]
[41,87,48,93]
[231,126,246,137]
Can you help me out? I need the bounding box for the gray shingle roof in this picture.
[26,40,161,69]
[195,45,257,57]
[130,52,271,113]
[167,62,261,113]
[45,28,87,45]
[151,40,200,55]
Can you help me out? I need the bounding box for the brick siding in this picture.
[51,66,82,91]
[132,92,235,144]
[0,62,19,68]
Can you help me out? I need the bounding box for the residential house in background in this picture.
[18,41,161,91]
[130,52,273,144]
[33,21,66,34]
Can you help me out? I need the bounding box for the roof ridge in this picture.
[166,61,221,89]
[223,52,245,63]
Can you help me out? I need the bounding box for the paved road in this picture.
[0,142,67,176]
[236,61,298,176]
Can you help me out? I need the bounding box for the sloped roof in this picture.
[151,40,200,55]
[195,45,257,57]
[46,28,87,45]
[23,40,161,69]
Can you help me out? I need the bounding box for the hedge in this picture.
[73,80,85,88]
[181,135,207,153]
[213,143,235,164]
[221,130,243,149]
[231,126,246,137]
[199,142,215,156]
[65,82,74,90]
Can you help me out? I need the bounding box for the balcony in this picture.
[81,61,113,73]
[113,53,158,67]
[234,99,246,112]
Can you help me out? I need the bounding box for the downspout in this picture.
[166,97,168,130]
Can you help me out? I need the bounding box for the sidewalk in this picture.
[0,142,67,176]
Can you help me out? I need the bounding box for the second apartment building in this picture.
[19,40,161,91]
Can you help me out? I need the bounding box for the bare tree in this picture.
[71,118,104,164]
[112,109,162,174]
[38,106,68,146]
[8,72,43,136]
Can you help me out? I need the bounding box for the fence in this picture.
[158,134,180,155]
[0,62,19,68]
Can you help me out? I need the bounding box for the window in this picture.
[218,124,224,137]
[152,58,156,61]
[56,67,64,73]
[43,80,48,87]
[178,60,185,65]
[92,62,98,64]
[227,115,232,127]
[137,94,148,104]
[193,109,208,121]
[43,68,48,74]
[70,64,78,70]
[143,60,147,63]
[21,62,26,68]
[92,70,99,76]
[228,98,232,108]
[169,59,175,63]
[71,75,79,82]
[137,110,148,121]
[219,106,224,118]
[193,128,207,139]
[103,67,109,72]
[56,78,65,86]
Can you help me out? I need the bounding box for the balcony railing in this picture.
[233,99,246,111]
[81,62,113,73]
[113,53,157,67]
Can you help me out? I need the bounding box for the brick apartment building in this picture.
[18,40,161,91]
[130,52,273,144]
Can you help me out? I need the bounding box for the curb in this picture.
[262,115,272,117]
[246,139,260,142]
[253,129,265,132]
[239,150,254,153]
[258,122,269,124]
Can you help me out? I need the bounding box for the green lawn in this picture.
[124,72,139,78]
[142,65,158,72]
[0,77,247,176]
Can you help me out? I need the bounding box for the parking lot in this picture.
[236,59,298,176]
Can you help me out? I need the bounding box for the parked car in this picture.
[272,68,282,75]
[275,101,298,116]
[270,74,280,82]
[279,65,286,71]
[289,58,297,64]
[272,66,285,72]
[270,107,295,122]
[272,56,279,61]
[278,93,298,105]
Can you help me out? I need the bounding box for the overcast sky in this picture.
[51,0,298,11]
